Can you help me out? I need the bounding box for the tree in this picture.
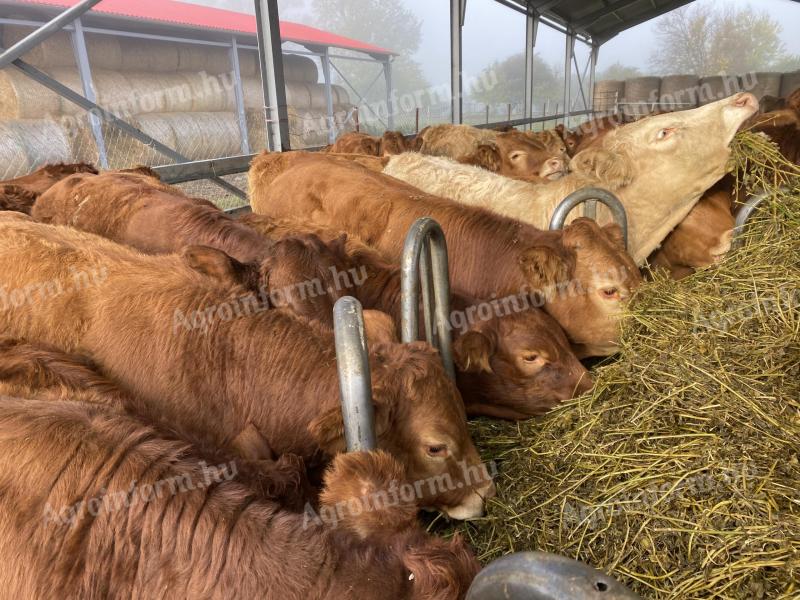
[468,52,563,107]
[649,4,792,76]
[598,63,642,81]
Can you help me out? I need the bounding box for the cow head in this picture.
[309,342,494,520]
[380,131,410,156]
[556,124,580,156]
[452,303,593,419]
[542,218,641,357]
[492,131,563,177]
[596,92,758,262]
[649,188,735,275]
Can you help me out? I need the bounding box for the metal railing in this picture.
[400,218,456,380]
[549,187,629,249]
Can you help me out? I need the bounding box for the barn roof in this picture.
[1,0,395,55]
[500,0,800,45]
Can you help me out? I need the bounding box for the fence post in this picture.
[333,296,376,452]
[401,218,456,380]
[415,107,420,133]
[354,106,360,133]
[507,103,512,124]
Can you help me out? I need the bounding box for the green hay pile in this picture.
[448,135,800,599]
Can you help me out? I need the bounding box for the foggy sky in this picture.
[186,0,800,85]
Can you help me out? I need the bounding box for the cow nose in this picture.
[575,370,594,394]
[732,92,758,112]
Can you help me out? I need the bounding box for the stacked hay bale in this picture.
[451,135,800,599]
[0,25,355,177]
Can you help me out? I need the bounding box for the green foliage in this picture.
[467,52,564,107]
[597,62,642,81]
[649,3,794,76]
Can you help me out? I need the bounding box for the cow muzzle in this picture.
[443,479,496,521]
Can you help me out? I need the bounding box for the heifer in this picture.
[325,131,410,156]
[417,123,565,178]
[380,93,759,265]
[745,92,800,165]
[0,162,98,196]
[0,398,479,599]
[33,171,349,325]
[0,185,38,214]
[0,214,490,519]
[648,184,735,279]
[241,214,593,418]
[249,152,640,357]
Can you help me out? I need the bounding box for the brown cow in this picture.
[325,131,410,156]
[0,214,491,519]
[249,152,640,357]
[745,92,800,165]
[241,214,593,419]
[417,124,565,178]
[0,163,99,214]
[0,398,479,598]
[648,184,735,279]
[0,184,39,214]
[33,171,349,325]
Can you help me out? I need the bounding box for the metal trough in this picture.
[733,190,772,248]
[400,217,456,380]
[466,552,641,600]
[333,296,376,451]
[549,187,629,249]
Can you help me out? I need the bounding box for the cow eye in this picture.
[522,353,539,363]
[426,444,448,458]
[656,128,675,141]
[510,151,526,161]
[601,287,620,299]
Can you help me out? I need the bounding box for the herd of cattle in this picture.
[0,86,796,597]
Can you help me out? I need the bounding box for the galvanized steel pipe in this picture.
[333,296,376,452]
[401,218,456,380]
[549,187,629,249]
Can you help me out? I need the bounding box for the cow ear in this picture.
[363,310,399,345]
[231,423,275,461]
[459,143,501,172]
[519,246,571,288]
[182,245,249,285]
[603,223,626,249]
[453,330,495,373]
[309,401,393,455]
[555,123,565,137]
[570,146,634,189]
[0,185,38,215]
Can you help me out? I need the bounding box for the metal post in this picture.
[450,0,464,124]
[563,31,575,127]
[0,0,102,69]
[415,107,420,133]
[401,218,456,381]
[733,190,774,247]
[466,552,641,600]
[524,9,539,131]
[354,106,360,132]
[588,43,599,115]
[321,47,336,144]
[230,37,252,155]
[333,297,376,452]
[70,18,108,169]
[384,58,395,131]
[549,188,629,249]
[254,0,290,152]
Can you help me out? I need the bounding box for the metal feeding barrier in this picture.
[466,552,641,600]
[400,217,456,380]
[549,188,629,249]
[733,189,777,248]
[332,296,376,452]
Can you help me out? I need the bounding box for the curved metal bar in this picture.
[466,552,641,600]
[401,218,456,380]
[549,187,629,249]
[333,296,376,452]
[733,191,771,248]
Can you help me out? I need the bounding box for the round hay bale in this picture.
[85,34,123,71]
[742,72,783,101]
[1,26,74,68]
[186,112,242,158]
[246,109,267,151]
[177,46,208,72]
[332,85,351,106]
[183,72,235,112]
[237,50,259,78]
[242,78,265,110]
[659,75,699,111]
[283,54,318,83]
[285,82,312,109]
[0,119,71,169]
[119,39,180,73]
[206,48,233,75]
[593,80,625,113]
[698,75,742,105]
[124,73,169,114]
[307,84,332,110]
[0,122,31,180]
[623,76,661,119]
[159,73,195,113]
[61,121,99,165]
[780,71,800,98]
[0,68,61,119]
[105,113,178,168]
[50,68,133,116]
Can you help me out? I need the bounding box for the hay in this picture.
[448,138,800,599]
[119,39,180,73]
[0,122,31,180]
[1,27,122,70]
[0,119,71,170]
[0,68,61,119]
[283,54,319,83]
[51,69,132,117]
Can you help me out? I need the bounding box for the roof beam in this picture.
[573,0,644,28]
[594,0,694,43]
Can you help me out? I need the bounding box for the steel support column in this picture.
[70,18,108,169]
[524,9,540,131]
[450,0,465,124]
[229,37,251,155]
[321,47,336,144]
[0,0,102,69]
[384,58,395,130]
[588,43,599,114]
[562,30,575,127]
[254,0,290,152]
